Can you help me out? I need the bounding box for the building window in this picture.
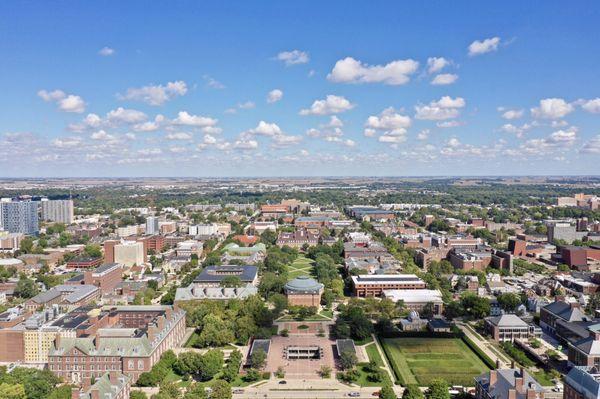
[138,360,144,370]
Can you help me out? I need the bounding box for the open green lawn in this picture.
[286,256,315,279]
[381,337,489,386]
[365,343,384,368]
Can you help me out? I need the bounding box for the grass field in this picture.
[381,337,489,386]
[287,256,315,279]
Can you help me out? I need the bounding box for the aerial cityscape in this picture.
[1,2,600,399]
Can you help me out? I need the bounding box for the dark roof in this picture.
[250,339,271,356]
[94,263,120,273]
[194,265,258,283]
[543,301,587,322]
[428,318,451,329]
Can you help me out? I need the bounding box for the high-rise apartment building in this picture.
[146,216,159,235]
[40,199,74,224]
[0,200,39,235]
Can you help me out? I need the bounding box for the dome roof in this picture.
[284,275,324,294]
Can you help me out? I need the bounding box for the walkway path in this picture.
[456,321,511,367]
[371,334,396,384]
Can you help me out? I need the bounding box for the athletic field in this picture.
[381,337,489,386]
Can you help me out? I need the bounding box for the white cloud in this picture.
[328,57,419,85]
[365,107,411,132]
[203,75,225,89]
[38,89,66,102]
[468,37,501,56]
[52,137,82,148]
[431,73,458,85]
[138,148,162,155]
[38,89,86,113]
[234,139,259,149]
[417,129,430,140]
[581,98,600,114]
[172,111,218,127]
[300,95,355,115]
[267,89,283,104]
[98,47,115,56]
[166,132,193,140]
[547,129,577,145]
[238,101,255,109]
[203,134,217,144]
[119,81,187,105]
[415,96,466,120]
[106,107,147,124]
[275,50,309,66]
[378,133,407,144]
[531,98,574,119]
[427,57,450,74]
[201,126,222,135]
[245,121,283,136]
[326,116,343,128]
[169,146,187,153]
[447,138,461,148]
[580,135,600,154]
[133,115,165,132]
[272,134,302,147]
[91,130,116,141]
[436,120,463,128]
[363,128,376,137]
[501,109,524,120]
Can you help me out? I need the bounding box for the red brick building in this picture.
[48,305,186,384]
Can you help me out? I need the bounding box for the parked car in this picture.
[348,392,361,397]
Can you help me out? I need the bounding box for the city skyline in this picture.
[1,2,600,177]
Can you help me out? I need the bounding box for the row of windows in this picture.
[50,356,119,363]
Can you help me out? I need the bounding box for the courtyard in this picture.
[264,322,338,379]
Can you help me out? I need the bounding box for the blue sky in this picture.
[1,1,599,177]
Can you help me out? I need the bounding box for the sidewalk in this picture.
[456,322,511,367]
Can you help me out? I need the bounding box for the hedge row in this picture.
[460,333,497,369]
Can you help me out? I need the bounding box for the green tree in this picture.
[198,349,224,381]
[14,278,39,299]
[198,314,234,347]
[379,384,396,399]
[427,378,450,399]
[84,244,102,258]
[340,350,358,370]
[403,385,424,399]
[0,383,26,399]
[210,379,232,399]
[130,392,148,399]
[183,384,207,399]
[497,292,522,312]
[250,348,267,370]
